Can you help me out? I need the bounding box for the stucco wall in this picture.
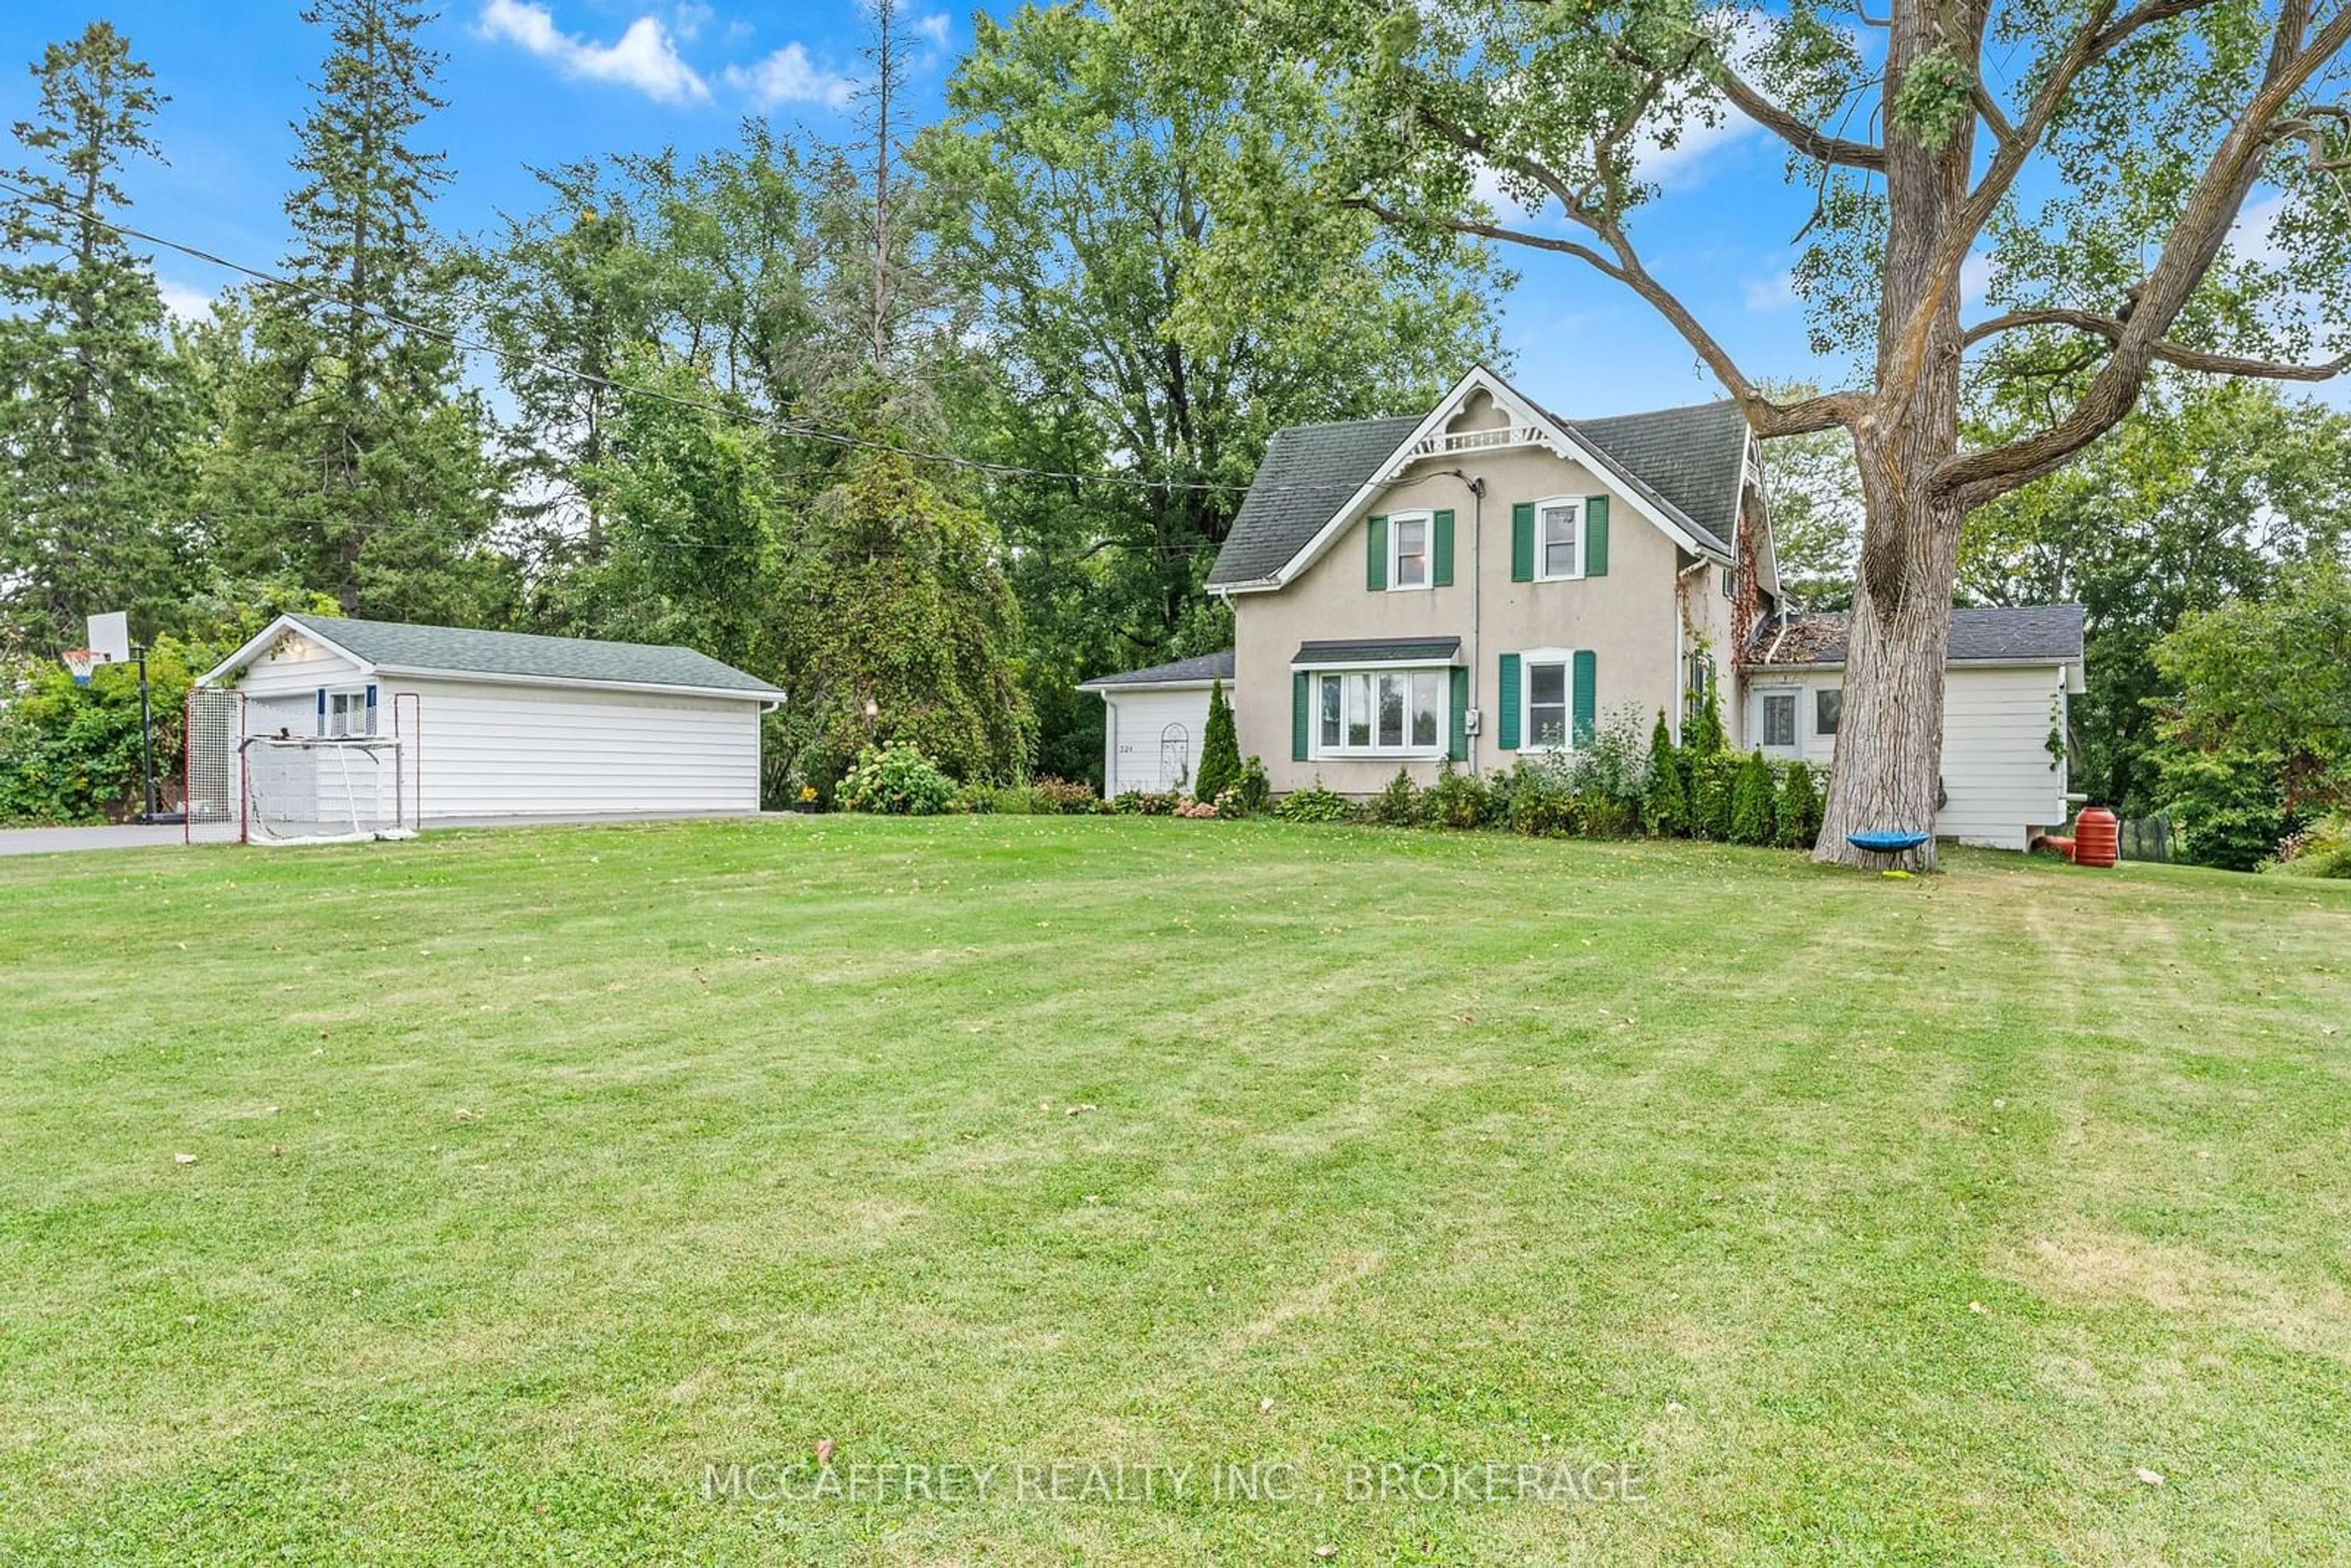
[1232,440,1720,794]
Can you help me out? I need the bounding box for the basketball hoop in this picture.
[61,649,99,686]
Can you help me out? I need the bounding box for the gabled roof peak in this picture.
[1207,368,1751,591]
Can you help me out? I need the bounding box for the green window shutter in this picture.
[1497,654,1521,751]
[1572,650,1597,746]
[1510,502,1535,582]
[1447,667,1469,761]
[1432,509,1455,587]
[1584,495,1609,577]
[1365,514,1388,592]
[1291,670,1310,761]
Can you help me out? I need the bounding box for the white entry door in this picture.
[1750,687,1801,757]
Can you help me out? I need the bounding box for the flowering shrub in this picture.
[1272,781,1355,823]
[838,743,958,816]
[1111,790,1180,816]
[1031,776,1098,814]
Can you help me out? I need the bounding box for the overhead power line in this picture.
[0,175,1274,500]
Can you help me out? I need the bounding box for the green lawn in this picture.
[2,819,2347,1564]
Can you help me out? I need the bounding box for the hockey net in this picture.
[185,688,246,845]
[241,735,420,845]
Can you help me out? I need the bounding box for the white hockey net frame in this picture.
[184,687,246,845]
[241,735,420,845]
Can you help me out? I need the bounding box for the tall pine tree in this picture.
[0,23,192,651]
[205,0,505,625]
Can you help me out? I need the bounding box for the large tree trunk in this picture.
[1813,448,1963,869]
[1810,0,1976,870]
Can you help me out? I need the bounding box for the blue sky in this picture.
[4,4,2329,419]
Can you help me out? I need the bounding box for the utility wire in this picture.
[0,176,1280,498]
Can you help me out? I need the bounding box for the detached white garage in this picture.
[1078,650,1233,796]
[193,613,782,839]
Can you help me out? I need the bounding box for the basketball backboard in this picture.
[88,612,131,665]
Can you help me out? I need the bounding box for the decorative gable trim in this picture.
[1231,365,1728,595]
[1735,426,1784,601]
[198,613,378,689]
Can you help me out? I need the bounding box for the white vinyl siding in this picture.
[236,638,366,742]
[1937,666,2072,851]
[386,677,761,819]
[1760,663,2072,850]
[1101,686,1213,795]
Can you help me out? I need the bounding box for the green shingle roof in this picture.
[1748,606,2086,667]
[1205,392,1749,589]
[1076,650,1235,689]
[288,613,782,698]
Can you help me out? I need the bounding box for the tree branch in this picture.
[1367,78,1866,439]
[1714,68,1888,169]
[1969,78,2017,146]
[1937,2,2351,506]
[1963,306,2351,380]
[1340,196,1629,277]
[1880,0,2236,401]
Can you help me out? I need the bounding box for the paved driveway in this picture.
[0,823,189,857]
[0,812,774,857]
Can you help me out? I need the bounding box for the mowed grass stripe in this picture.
[1,817,2347,1564]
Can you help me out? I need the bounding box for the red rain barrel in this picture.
[2074,806,2119,868]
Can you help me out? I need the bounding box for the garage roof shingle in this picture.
[288,613,782,697]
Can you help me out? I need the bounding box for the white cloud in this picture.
[476,1,710,105]
[2232,193,2289,268]
[1744,271,1798,312]
[670,2,712,43]
[1633,108,1758,187]
[1469,160,1545,223]
[1960,250,1993,306]
[913,13,950,48]
[157,280,216,323]
[722,42,858,111]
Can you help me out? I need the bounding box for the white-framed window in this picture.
[1389,511,1432,590]
[1534,496,1583,580]
[1755,688,1799,752]
[1313,667,1449,756]
[1815,687,1842,737]
[326,688,374,737]
[1516,646,1579,751]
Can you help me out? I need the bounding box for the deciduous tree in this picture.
[1141,0,2351,864]
[925,1,1505,759]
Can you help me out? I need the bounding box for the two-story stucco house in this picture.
[1082,367,2087,850]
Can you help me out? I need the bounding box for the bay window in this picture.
[1314,668,1449,757]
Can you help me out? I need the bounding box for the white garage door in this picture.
[1105,688,1214,795]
